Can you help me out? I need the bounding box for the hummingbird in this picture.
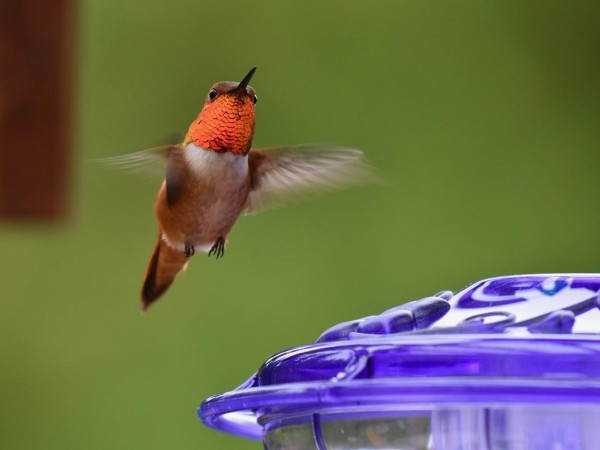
[126,67,371,310]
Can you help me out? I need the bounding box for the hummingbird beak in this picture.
[235,67,256,95]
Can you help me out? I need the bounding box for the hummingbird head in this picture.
[185,67,258,155]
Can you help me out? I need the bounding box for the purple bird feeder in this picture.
[199,274,600,449]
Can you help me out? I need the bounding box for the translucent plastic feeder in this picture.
[199,274,600,449]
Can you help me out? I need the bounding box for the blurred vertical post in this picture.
[0,0,73,220]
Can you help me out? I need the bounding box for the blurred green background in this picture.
[1,1,599,449]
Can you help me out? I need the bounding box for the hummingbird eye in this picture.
[253,94,258,105]
[208,89,218,101]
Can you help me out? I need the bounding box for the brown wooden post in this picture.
[0,0,74,220]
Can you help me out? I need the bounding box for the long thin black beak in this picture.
[236,67,256,93]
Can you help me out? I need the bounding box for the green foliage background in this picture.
[1,1,599,449]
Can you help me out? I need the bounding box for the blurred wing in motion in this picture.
[245,144,375,214]
[94,144,181,178]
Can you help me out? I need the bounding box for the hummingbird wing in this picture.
[94,144,181,178]
[96,144,191,206]
[244,144,374,214]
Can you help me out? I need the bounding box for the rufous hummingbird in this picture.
[130,67,370,310]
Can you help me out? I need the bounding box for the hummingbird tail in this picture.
[141,235,189,311]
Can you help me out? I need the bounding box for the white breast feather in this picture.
[183,143,248,179]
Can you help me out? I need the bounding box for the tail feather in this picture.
[141,235,189,311]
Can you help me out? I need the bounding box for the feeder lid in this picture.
[199,274,600,440]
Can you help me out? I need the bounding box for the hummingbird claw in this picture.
[208,237,226,259]
[184,241,195,257]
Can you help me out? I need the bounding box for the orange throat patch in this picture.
[184,95,255,155]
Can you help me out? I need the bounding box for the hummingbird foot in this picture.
[184,241,195,257]
[208,237,226,259]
